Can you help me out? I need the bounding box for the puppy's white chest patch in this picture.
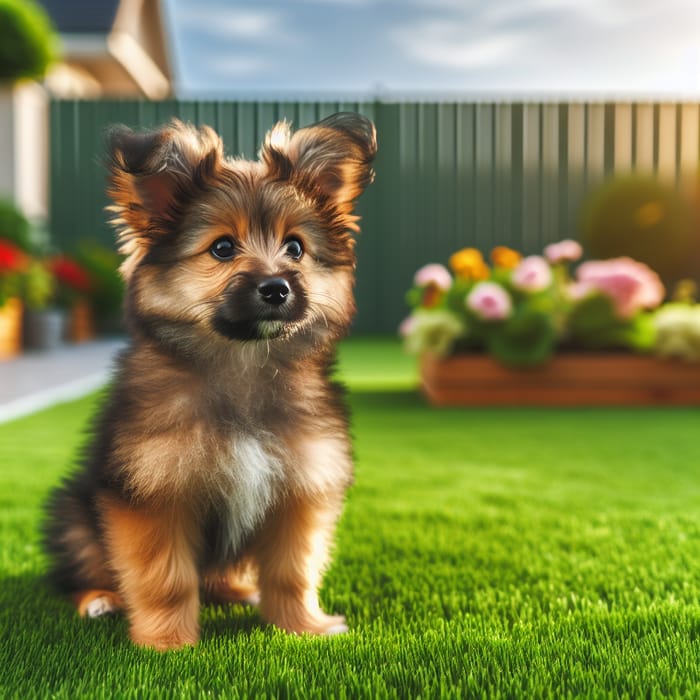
[219,435,283,554]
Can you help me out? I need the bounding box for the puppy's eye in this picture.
[210,237,237,261]
[284,237,304,260]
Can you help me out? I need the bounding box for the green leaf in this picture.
[568,294,656,351]
[487,308,557,367]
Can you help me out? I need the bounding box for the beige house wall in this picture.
[0,82,49,220]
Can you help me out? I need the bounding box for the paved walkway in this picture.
[0,338,125,424]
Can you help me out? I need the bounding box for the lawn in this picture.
[2,338,700,698]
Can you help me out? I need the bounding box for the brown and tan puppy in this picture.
[42,113,376,650]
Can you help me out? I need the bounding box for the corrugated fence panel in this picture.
[680,104,700,181]
[522,103,542,252]
[635,104,656,172]
[50,99,700,334]
[657,104,677,181]
[614,103,633,171]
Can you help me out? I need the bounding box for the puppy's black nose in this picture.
[258,277,290,305]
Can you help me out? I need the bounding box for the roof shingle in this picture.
[38,0,120,34]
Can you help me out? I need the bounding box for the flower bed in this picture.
[402,240,700,405]
[0,198,123,356]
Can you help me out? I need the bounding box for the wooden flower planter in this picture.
[68,300,95,343]
[421,353,700,406]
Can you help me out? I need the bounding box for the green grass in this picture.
[2,338,700,698]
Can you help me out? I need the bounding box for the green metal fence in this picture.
[50,100,700,333]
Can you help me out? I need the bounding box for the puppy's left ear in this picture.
[262,112,377,231]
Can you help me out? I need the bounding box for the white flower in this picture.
[402,310,465,357]
[654,305,700,362]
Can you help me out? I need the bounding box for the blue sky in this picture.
[164,0,700,99]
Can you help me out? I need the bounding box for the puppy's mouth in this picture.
[212,274,308,342]
[213,317,290,342]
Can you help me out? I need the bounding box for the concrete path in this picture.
[0,339,125,424]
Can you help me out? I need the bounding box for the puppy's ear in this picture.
[106,119,223,278]
[262,112,377,232]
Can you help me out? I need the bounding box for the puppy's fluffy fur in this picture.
[42,113,377,650]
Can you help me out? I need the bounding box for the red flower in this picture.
[0,239,28,274]
[50,255,92,294]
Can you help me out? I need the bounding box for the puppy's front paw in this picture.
[128,606,200,651]
[319,615,348,635]
[130,628,199,651]
[267,607,349,636]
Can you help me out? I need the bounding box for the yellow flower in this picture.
[449,248,490,281]
[490,246,522,270]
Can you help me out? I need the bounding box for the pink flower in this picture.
[414,263,452,290]
[511,256,553,292]
[571,257,665,319]
[544,239,583,264]
[466,282,512,321]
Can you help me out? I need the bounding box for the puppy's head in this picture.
[106,113,376,352]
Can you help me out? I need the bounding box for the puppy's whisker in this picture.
[308,293,345,316]
[313,308,330,329]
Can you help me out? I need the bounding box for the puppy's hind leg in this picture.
[203,557,260,607]
[73,589,124,618]
[43,482,120,617]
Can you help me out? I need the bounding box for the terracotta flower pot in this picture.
[420,352,700,406]
[68,299,95,343]
[0,297,23,360]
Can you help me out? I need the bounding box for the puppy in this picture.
[42,113,377,650]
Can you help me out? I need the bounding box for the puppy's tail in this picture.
[41,476,112,594]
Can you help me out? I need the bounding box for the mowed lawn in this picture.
[1,338,700,698]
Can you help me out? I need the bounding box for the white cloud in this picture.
[197,54,269,78]
[412,34,523,70]
[391,18,526,71]
[171,6,286,41]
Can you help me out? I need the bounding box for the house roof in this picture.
[38,0,120,34]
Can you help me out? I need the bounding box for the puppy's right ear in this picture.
[106,119,223,278]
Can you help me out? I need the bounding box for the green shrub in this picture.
[0,0,59,82]
[0,198,32,252]
[580,175,697,287]
[74,243,124,318]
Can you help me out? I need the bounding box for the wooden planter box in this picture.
[421,353,700,406]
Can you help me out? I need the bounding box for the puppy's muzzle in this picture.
[258,277,290,306]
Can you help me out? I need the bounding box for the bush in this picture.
[580,175,697,288]
[0,0,59,82]
[74,243,124,318]
[0,198,32,252]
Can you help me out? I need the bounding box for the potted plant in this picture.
[74,243,125,335]
[48,253,95,343]
[21,257,66,350]
[401,241,700,406]
[0,237,28,359]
